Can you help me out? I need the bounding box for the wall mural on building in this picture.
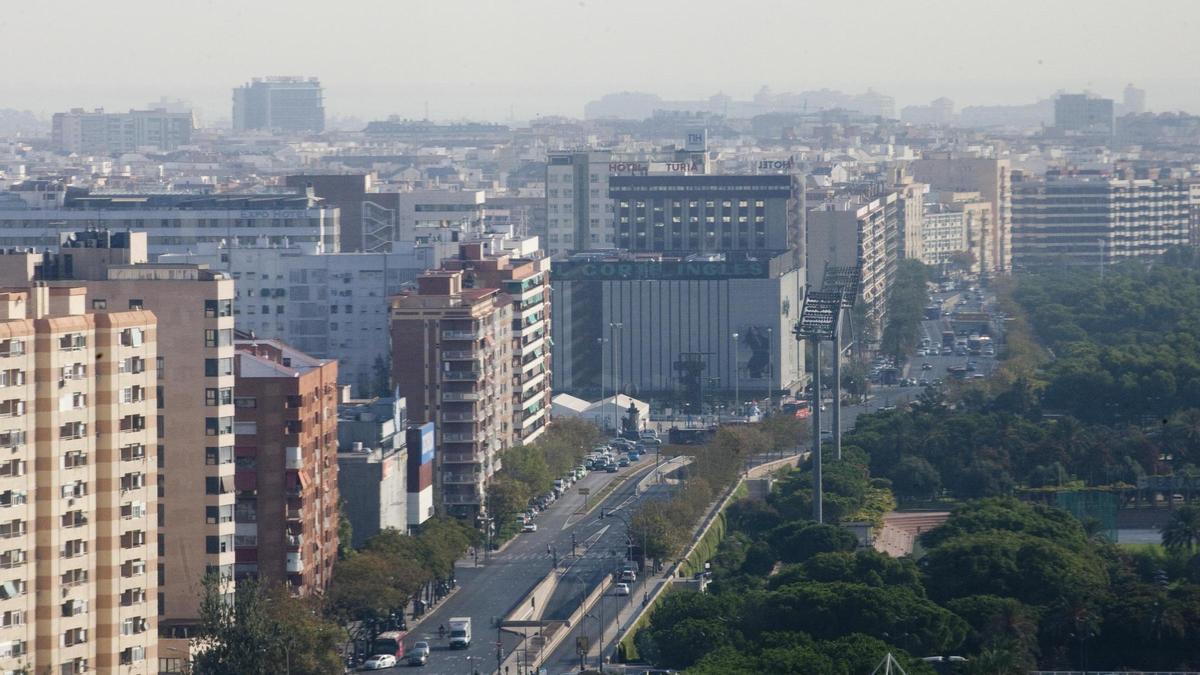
[743,326,771,379]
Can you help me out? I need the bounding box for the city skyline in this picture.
[3,0,1198,121]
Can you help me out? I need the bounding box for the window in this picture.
[128,299,144,310]
[121,617,147,636]
[205,476,232,495]
[58,333,86,351]
[205,416,233,436]
[120,472,145,492]
[121,559,146,578]
[205,446,233,465]
[61,539,87,558]
[204,299,233,318]
[120,530,146,549]
[204,358,233,377]
[62,451,87,469]
[119,502,146,519]
[91,299,107,310]
[61,627,86,646]
[0,520,25,539]
[121,587,147,606]
[234,397,256,409]
[0,549,24,568]
[120,646,146,665]
[233,421,257,435]
[1,611,23,628]
[205,388,233,406]
[121,327,144,346]
[59,420,87,441]
[119,414,146,432]
[121,444,146,461]
[204,328,233,348]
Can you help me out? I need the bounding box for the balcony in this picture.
[441,330,479,341]
[285,508,304,522]
[442,472,480,485]
[286,533,303,549]
[441,350,479,361]
[441,411,482,423]
[442,492,482,505]
[285,447,302,470]
[441,432,478,443]
[442,371,481,382]
[440,453,478,464]
[286,553,302,573]
[441,392,481,402]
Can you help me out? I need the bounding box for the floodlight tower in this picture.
[793,289,841,523]
[822,264,862,461]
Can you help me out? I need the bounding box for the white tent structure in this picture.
[551,393,649,432]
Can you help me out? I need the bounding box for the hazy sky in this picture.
[4,0,1198,122]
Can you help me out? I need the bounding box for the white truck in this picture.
[448,617,472,649]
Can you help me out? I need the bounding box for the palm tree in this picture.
[1161,505,1200,554]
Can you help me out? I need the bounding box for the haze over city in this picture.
[5,0,1200,121]
[5,2,1200,674]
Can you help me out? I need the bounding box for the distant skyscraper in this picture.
[1054,93,1114,135]
[232,77,325,133]
[1122,83,1147,116]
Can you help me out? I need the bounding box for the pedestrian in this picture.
[546,543,551,555]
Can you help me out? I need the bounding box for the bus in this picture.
[370,631,406,659]
[941,330,956,348]
[924,303,941,320]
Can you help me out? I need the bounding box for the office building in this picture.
[910,155,1012,275]
[610,174,805,258]
[232,77,325,133]
[389,271,514,520]
[0,286,158,675]
[284,175,373,253]
[438,242,551,444]
[1011,174,1190,268]
[160,239,451,396]
[545,139,709,258]
[550,251,805,405]
[337,396,407,546]
[0,230,236,655]
[51,108,195,155]
[807,192,899,338]
[0,183,339,257]
[232,339,339,594]
[1054,93,1115,136]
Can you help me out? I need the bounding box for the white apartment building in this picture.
[0,184,338,257]
[545,151,616,257]
[51,108,195,155]
[160,239,456,395]
[921,204,969,268]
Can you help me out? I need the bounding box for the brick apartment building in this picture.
[233,339,339,594]
[390,271,514,520]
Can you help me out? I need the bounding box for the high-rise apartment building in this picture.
[892,175,927,261]
[0,230,237,656]
[0,286,158,675]
[921,203,971,271]
[389,271,514,520]
[1011,174,1190,268]
[1054,93,1115,135]
[51,108,195,155]
[232,339,339,594]
[232,77,325,133]
[910,155,1012,275]
[807,192,900,338]
[439,242,551,444]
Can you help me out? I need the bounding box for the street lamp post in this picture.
[731,332,740,419]
[609,322,624,431]
[767,327,774,413]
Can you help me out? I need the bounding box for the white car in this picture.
[362,653,397,669]
[613,582,631,596]
[522,522,538,533]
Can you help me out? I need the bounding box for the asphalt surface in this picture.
[389,459,664,675]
